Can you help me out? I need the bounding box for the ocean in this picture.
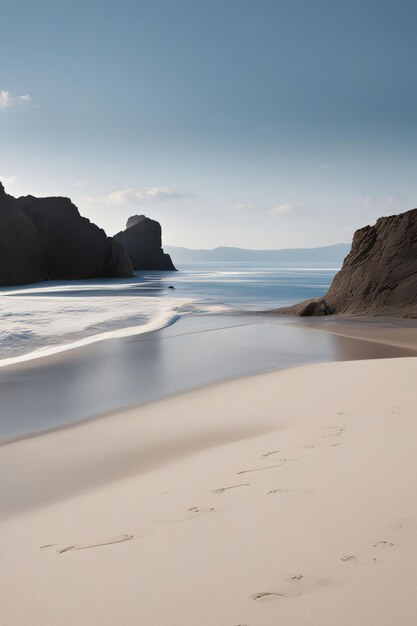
[0,261,338,365]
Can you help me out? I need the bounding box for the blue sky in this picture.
[1,0,417,248]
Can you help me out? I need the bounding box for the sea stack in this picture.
[114,215,176,271]
[278,208,417,318]
[0,182,133,286]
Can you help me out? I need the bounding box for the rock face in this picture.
[114,215,176,271]
[279,208,417,318]
[0,182,133,286]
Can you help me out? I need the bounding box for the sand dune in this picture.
[1,357,417,625]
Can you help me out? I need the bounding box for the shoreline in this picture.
[1,313,415,441]
[1,307,416,371]
[291,315,417,351]
[1,356,417,625]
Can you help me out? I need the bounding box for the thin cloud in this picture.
[268,202,303,216]
[361,195,373,207]
[361,195,401,211]
[86,187,193,206]
[0,90,32,110]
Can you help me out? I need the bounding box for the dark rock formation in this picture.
[278,208,417,318]
[114,215,176,271]
[0,182,133,286]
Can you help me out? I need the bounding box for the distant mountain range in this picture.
[164,243,350,264]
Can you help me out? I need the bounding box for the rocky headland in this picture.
[0,183,175,286]
[278,208,417,318]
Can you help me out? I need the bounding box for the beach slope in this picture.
[1,357,417,625]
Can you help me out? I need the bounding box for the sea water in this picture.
[0,261,338,364]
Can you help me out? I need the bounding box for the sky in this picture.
[1,0,417,249]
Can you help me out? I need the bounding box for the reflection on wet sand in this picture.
[0,314,415,440]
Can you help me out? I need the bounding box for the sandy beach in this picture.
[1,353,417,625]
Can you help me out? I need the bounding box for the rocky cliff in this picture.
[278,208,417,318]
[0,182,133,286]
[114,215,176,271]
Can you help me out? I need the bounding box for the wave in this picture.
[0,309,181,369]
[0,295,235,369]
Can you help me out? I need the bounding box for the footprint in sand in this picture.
[187,506,216,513]
[151,507,217,525]
[251,592,286,602]
[190,506,217,516]
[237,463,285,475]
[237,459,300,475]
[251,578,331,602]
[211,483,250,494]
[261,450,280,458]
[57,534,134,554]
[267,488,312,495]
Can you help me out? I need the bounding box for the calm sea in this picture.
[0,261,338,363]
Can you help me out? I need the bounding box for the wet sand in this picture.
[0,314,415,440]
[296,315,417,350]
